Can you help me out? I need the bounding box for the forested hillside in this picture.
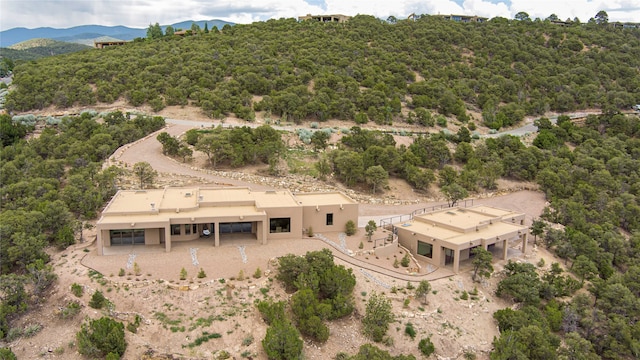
[0,111,164,338]
[2,13,640,359]
[0,39,90,60]
[5,15,640,129]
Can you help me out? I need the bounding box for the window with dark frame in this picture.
[185,224,191,235]
[417,241,433,258]
[269,218,291,233]
[326,213,333,226]
[171,224,181,236]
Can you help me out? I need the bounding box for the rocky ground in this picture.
[5,104,556,359]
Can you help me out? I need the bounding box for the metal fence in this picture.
[379,198,475,230]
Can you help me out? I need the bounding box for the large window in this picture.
[270,218,291,233]
[110,229,145,245]
[219,222,252,234]
[417,241,433,258]
[326,213,333,226]
[185,224,191,235]
[171,224,181,236]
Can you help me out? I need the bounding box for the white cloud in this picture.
[1,0,639,31]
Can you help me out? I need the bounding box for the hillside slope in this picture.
[0,38,91,63]
[6,15,640,129]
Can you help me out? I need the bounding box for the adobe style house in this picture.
[437,14,488,23]
[96,187,358,255]
[395,206,528,273]
[94,40,128,49]
[298,14,351,23]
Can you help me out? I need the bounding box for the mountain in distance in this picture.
[0,20,234,47]
[0,38,91,62]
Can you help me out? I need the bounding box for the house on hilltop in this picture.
[298,14,351,23]
[436,14,488,23]
[395,206,528,273]
[94,39,128,49]
[96,187,358,255]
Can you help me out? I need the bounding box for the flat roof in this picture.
[102,187,304,216]
[420,208,496,229]
[294,192,357,206]
[98,205,266,225]
[400,220,526,246]
[105,190,165,214]
[199,187,255,203]
[398,205,527,246]
[253,190,301,208]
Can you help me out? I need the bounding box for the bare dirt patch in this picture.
[8,104,554,359]
[8,186,550,360]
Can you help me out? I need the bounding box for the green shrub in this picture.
[118,268,125,277]
[89,290,107,309]
[403,298,410,308]
[359,241,364,249]
[393,258,399,268]
[23,323,42,337]
[363,292,394,342]
[127,315,142,333]
[405,322,416,339]
[256,300,287,325]
[460,291,469,300]
[242,335,254,346]
[253,268,262,279]
[197,268,207,279]
[419,337,435,356]
[133,262,141,276]
[60,301,81,319]
[76,317,126,358]
[71,283,84,297]
[0,348,17,360]
[345,220,356,236]
[179,268,187,280]
[262,322,303,360]
[400,253,410,267]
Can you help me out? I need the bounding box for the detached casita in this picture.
[395,206,528,273]
[96,187,358,255]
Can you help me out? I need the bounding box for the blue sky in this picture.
[1,0,639,31]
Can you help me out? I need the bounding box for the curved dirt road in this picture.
[111,121,547,223]
[113,122,275,191]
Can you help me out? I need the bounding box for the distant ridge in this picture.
[0,20,234,47]
[0,39,91,62]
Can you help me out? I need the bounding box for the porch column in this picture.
[97,230,105,255]
[481,239,487,250]
[259,221,267,245]
[453,248,461,273]
[502,239,508,260]
[164,226,172,252]
[521,232,528,255]
[214,222,220,247]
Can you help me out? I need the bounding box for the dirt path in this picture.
[9,109,554,360]
[110,122,545,224]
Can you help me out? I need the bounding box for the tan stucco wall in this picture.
[264,207,303,240]
[302,204,358,234]
[145,228,160,245]
[397,230,445,269]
